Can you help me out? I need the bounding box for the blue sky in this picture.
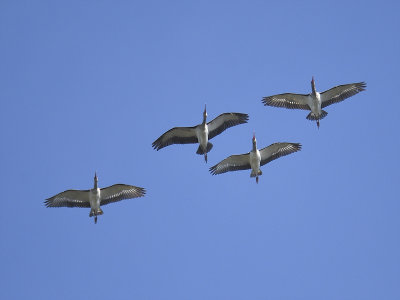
[1,0,399,299]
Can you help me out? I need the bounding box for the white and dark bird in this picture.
[210,134,301,183]
[262,77,366,128]
[152,105,249,162]
[44,173,146,224]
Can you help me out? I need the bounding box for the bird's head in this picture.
[311,76,316,92]
[203,104,207,119]
[252,133,257,150]
[94,172,98,184]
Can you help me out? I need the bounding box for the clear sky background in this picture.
[1,1,399,299]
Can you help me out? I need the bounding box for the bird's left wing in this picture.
[152,126,198,150]
[262,93,310,110]
[321,82,366,108]
[209,153,251,175]
[260,143,301,166]
[207,113,249,140]
[100,184,146,206]
[44,189,91,208]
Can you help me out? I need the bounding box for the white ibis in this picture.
[44,173,145,224]
[152,105,249,162]
[210,134,301,183]
[262,78,366,128]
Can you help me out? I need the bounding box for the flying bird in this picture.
[262,77,366,128]
[152,105,249,162]
[44,173,145,224]
[210,134,301,183]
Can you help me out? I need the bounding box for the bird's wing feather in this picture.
[207,113,249,139]
[260,143,302,166]
[321,82,366,108]
[100,184,146,206]
[209,153,251,175]
[152,126,198,150]
[262,93,310,110]
[44,189,91,208]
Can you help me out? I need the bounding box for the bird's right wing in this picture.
[260,143,302,166]
[100,184,146,206]
[152,126,198,150]
[207,113,249,140]
[262,93,310,110]
[321,82,366,108]
[44,190,91,208]
[209,153,251,175]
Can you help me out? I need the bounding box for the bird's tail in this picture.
[250,170,262,177]
[89,208,104,217]
[196,142,213,155]
[306,110,328,121]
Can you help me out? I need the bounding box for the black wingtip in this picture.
[134,186,146,197]
[44,198,51,207]
[288,143,302,154]
[294,143,302,152]
[151,141,162,151]
[230,112,249,124]
[261,97,268,106]
[261,96,276,107]
[209,165,218,175]
[358,81,367,91]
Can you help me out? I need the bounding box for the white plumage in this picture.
[210,134,301,183]
[152,105,249,162]
[262,77,366,128]
[45,173,145,224]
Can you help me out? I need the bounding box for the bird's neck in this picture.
[311,81,316,95]
[252,142,257,152]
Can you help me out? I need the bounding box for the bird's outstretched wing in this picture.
[262,93,310,110]
[321,82,366,108]
[209,153,251,175]
[152,126,198,150]
[260,143,301,166]
[44,190,91,208]
[207,113,249,140]
[100,184,146,206]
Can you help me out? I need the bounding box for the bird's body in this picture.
[152,105,249,162]
[249,140,262,182]
[45,173,146,224]
[195,121,210,161]
[309,92,321,118]
[262,77,366,128]
[307,88,323,128]
[210,135,301,183]
[88,185,102,223]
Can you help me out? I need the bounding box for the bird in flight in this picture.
[262,77,366,128]
[210,134,301,183]
[152,105,249,162]
[45,173,145,224]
